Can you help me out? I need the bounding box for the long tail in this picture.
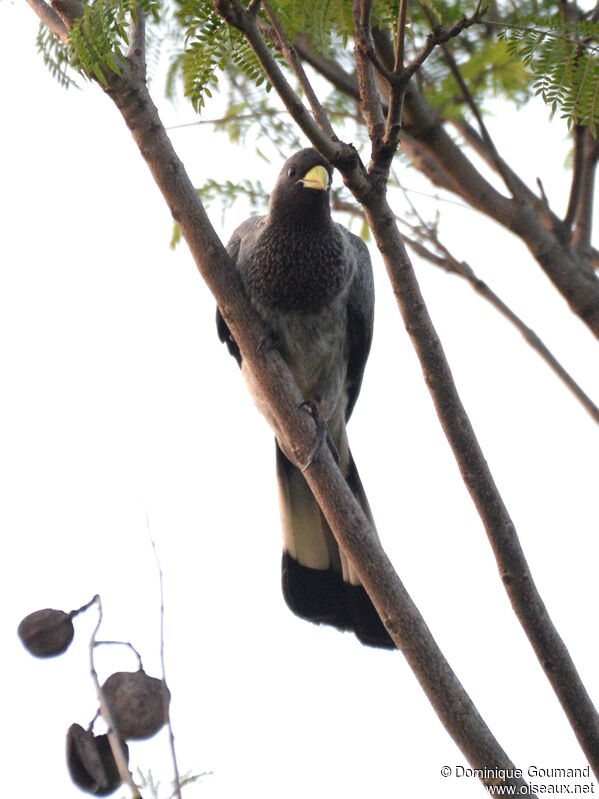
[276,438,395,649]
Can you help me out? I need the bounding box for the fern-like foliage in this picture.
[36,24,79,89]
[173,0,276,111]
[68,0,161,85]
[499,18,599,133]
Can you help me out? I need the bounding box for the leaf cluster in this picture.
[69,0,161,84]
[36,23,79,89]
[499,18,599,133]
[171,0,276,111]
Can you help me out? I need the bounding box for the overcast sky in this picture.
[2,6,599,799]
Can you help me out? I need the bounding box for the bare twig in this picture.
[334,195,599,425]
[94,640,144,669]
[394,0,409,73]
[88,596,143,799]
[572,130,599,254]
[436,36,531,203]
[564,124,586,232]
[213,0,342,163]
[403,12,485,84]
[261,1,336,139]
[147,517,183,799]
[351,0,387,157]
[453,119,559,225]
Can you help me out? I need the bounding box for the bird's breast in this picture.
[268,305,350,422]
[241,221,350,314]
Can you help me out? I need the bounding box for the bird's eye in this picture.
[287,167,297,178]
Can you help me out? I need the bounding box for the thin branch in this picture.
[148,517,183,799]
[394,0,409,73]
[437,36,530,203]
[564,124,586,231]
[453,119,558,225]
[213,0,342,163]
[402,12,485,85]
[166,109,285,130]
[261,1,336,139]
[572,129,599,254]
[24,0,68,41]
[334,196,599,425]
[294,34,363,103]
[127,6,146,67]
[94,640,144,669]
[351,0,387,156]
[89,596,143,799]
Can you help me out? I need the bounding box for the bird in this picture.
[216,148,394,649]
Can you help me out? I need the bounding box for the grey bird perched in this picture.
[217,148,394,649]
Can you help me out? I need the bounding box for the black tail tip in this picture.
[282,553,396,650]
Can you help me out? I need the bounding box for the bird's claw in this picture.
[300,400,339,471]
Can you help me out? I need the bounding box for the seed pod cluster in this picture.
[17,602,170,796]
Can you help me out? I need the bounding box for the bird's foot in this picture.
[300,399,340,472]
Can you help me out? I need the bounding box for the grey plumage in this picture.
[217,148,394,649]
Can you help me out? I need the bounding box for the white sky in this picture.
[2,6,599,799]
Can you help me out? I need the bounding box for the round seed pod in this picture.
[17,608,74,657]
[101,670,170,740]
[66,723,128,796]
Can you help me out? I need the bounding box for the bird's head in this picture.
[269,149,333,222]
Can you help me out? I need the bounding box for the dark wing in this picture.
[340,226,375,421]
[216,216,266,367]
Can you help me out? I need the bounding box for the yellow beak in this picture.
[298,165,330,191]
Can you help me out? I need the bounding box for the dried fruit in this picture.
[101,669,170,740]
[66,723,128,796]
[17,608,74,657]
